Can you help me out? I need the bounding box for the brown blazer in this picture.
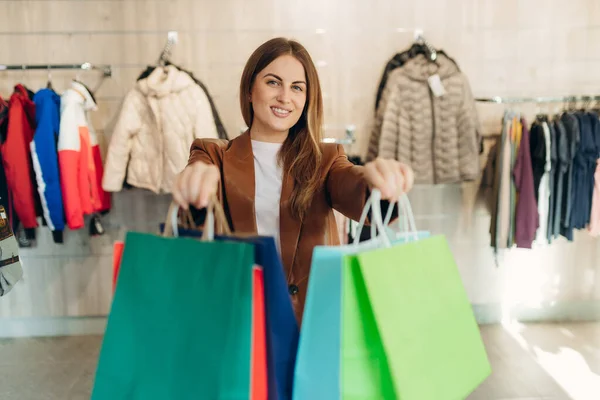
[187,131,369,322]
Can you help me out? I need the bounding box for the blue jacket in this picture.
[32,89,65,243]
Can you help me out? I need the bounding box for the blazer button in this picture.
[288,284,299,295]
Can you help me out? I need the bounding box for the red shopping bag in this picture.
[112,241,124,292]
[252,266,268,400]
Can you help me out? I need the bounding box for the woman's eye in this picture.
[293,85,303,92]
[267,80,279,86]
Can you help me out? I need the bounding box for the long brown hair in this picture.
[240,37,323,220]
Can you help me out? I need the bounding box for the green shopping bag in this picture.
[342,235,491,400]
[92,201,256,400]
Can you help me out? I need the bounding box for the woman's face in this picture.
[250,55,307,139]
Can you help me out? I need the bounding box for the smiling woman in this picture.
[172,37,415,322]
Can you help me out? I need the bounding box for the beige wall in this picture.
[1,0,600,334]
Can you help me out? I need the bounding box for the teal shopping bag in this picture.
[92,231,255,400]
[293,230,429,400]
[341,235,491,400]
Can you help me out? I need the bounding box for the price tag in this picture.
[428,74,446,97]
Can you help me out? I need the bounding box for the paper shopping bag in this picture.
[341,235,491,400]
[0,205,23,297]
[294,231,430,400]
[159,224,298,400]
[92,231,256,400]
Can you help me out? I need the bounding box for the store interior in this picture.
[1,0,600,399]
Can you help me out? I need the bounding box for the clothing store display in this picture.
[485,109,600,251]
[102,65,219,194]
[376,54,481,184]
[187,131,370,323]
[31,88,65,243]
[252,140,283,252]
[59,81,111,230]
[0,85,39,236]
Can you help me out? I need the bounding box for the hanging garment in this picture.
[571,113,596,230]
[546,121,558,242]
[552,118,569,239]
[534,121,551,244]
[529,121,546,202]
[137,64,228,140]
[0,85,39,237]
[377,54,481,184]
[560,113,581,241]
[507,117,521,247]
[31,88,65,243]
[0,99,16,233]
[497,115,514,249]
[103,65,219,194]
[373,46,460,112]
[58,81,111,230]
[513,119,538,248]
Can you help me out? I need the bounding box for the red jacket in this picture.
[0,85,38,230]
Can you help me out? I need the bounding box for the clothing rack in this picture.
[475,95,600,104]
[0,63,112,77]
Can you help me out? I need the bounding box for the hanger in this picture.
[46,66,53,89]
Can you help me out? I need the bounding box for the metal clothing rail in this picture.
[0,63,112,77]
[475,95,600,104]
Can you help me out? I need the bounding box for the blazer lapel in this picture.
[279,170,302,281]
[222,131,258,234]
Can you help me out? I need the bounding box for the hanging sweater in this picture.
[513,119,538,248]
[534,122,551,244]
[31,89,65,243]
[377,54,481,183]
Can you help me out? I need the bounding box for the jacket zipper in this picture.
[429,88,437,183]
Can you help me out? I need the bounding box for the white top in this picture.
[252,140,283,251]
[536,121,552,245]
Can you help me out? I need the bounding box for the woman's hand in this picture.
[172,162,221,210]
[364,158,415,201]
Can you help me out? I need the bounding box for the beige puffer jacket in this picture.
[102,65,218,194]
[377,54,481,184]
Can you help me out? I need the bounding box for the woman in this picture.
[172,37,414,322]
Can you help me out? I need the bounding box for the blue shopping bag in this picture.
[159,224,298,400]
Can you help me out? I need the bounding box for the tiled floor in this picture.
[0,323,598,399]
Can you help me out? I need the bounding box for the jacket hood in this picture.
[11,84,36,126]
[61,81,97,112]
[400,53,460,82]
[137,65,195,98]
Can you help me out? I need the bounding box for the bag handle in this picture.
[382,194,419,241]
[163,195,231,241]
[352,189,391,247]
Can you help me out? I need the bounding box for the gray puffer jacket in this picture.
[377,54,481,184]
